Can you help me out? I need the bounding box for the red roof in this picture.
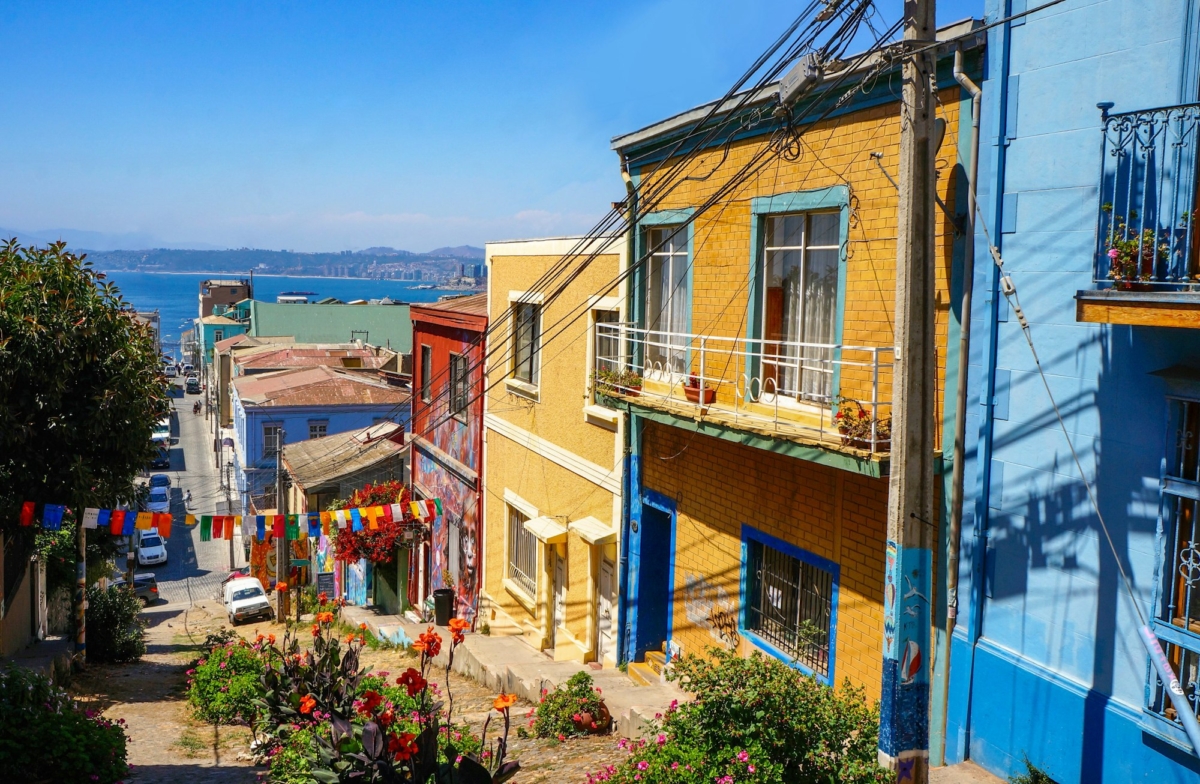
[412,293,488,317]
[232,365,410,408]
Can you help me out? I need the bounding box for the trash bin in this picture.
[433,588,456,626]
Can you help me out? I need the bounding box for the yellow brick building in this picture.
[481,236,627,665]
[604,50,971,696]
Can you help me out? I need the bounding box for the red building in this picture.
[409,294,487,623]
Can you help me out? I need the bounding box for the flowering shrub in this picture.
[532,671,610,738]
[268,724,320,784]
[1104,212,1167,288]
[590,648,891,784]
[86,584,146,663]
[330,480,420,564]
[0,664,129,783]
[186,637,265,725]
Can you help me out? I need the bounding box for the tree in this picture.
[0,241,169,603]
[329,480,417,564]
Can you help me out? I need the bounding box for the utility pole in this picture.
[880,1,936,782]
[226,461,235,570]
[275,429,289,619]
[75,513,87,663]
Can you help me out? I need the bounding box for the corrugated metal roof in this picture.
[233,365,410,407]
[237,347,389,371]
[415,293,488,317]
[283,422,407,489]
[248,301,413,352]
[201,315,241,325]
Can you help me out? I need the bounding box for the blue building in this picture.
[197,314,248,363]
[231,365,411,516]
[945,2,1200,781]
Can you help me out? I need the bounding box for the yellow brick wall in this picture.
[633,88,961,440]
[641,421,887,698]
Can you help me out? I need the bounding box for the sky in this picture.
[0,1,982,253]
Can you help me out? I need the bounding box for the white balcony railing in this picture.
[592,323,893,454]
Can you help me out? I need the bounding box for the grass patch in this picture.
[172,728,207,758]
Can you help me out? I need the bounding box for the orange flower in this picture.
[318,591,328,605]
[360,623,368,631]
[493,693,518,711]
[311,623,320,637]
[448,618,470,632]
[276,581,288,592]
[316,611,334,624]
[299,694,316,714]
[413,626,442,657]
[343,633,355,644]
[267,634,276,645]
[255,633,264,643]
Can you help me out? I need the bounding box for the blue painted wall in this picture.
[231,390,410,516]
[950,1,1200,781]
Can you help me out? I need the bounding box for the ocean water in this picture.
[98,270,462,357]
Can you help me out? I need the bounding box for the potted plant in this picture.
[592,367,643,397]
[835,398,891,452]
[683,372,716,407]
[1103,208,1167,291]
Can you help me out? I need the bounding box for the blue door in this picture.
[628,499,672,662]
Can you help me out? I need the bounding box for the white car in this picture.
[136,529,167,567]
[146,486,170,513]
[224,577,273,625]
[165,366,177,378]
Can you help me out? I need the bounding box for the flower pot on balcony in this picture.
[624,385,642,398]
[684,386,716,405]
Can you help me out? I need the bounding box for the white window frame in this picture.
[506,291,544,399]
[503,489,539,607]
[585,296,623,427]
[263,424,281,458]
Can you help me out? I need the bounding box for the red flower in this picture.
[318,591,328,605]
[413,626,442,657]
[388,732,418,761]
[397,667,427,697]
[358,690,383,714]
[299,694,316,715]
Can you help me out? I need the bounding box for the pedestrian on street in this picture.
[185,489,192,509]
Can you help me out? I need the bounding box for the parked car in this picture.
[183,363,194,375]
[149,473,171,490]
[223,577,273,625]
[149,446,170,469]
[185,377,201,395]
[164,366,177,378]
[112,573,160,607]
[136,529,167,567]
[146,487,170,513]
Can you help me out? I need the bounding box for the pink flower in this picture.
[748,764,756,773]
[1108,248,1120,259]
[637,761,648,771]
[656,733,666,746]
[737,750,749,762]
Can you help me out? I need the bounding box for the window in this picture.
[761,212,840,402]
[744,531,835,678]
[420,345,432,403]
[507,505,538,598]
[513,302,540,386]
[263,424,281,457]
[593,309,620,376]
[214,330,224,343]
[1149,398,1200,727]
[308,421,327,440]
[449,353,470,421]
[646,226,689,374]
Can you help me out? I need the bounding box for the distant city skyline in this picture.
[0,1,980,253]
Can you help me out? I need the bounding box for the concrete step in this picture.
[626,661,658,688]
[644,650,666,676]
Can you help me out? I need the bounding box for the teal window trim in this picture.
[633,207,696,366]
[745,185,850,405]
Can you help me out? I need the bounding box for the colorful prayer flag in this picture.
[256,516,266,542]
[122,512,135,536]
[41,504,66,530]
[235,515,244,535]
[82,508,100,530]
[307,513,320,536]
[210,516,223,539]
[158,514,172,539]
[20,501,35,527]
[433,499,443,516]
[286,516,300,539]
[389,503,403,521]
[135,511,152,530]
[108,510,124,535]
[200,516,212,541]
[320,511,331,536]
[273,515,285,538]
[350,508,363,532]
[98,509,112,533]
[224,517,234,540]
[335,510,347,529]
[185,514,196,527]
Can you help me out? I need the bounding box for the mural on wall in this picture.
[315,533,335,573]
[683,573,740,649]
[414,447,480,625]
[879,539,930,782]
[346,558,370,606]
[250,534,278,591]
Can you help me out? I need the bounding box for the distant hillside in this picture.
[426,245,484,259]
[84,247,478,280]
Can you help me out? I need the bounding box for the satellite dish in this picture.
[933,118,947,152]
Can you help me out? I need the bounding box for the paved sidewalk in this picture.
[931,761,1005,783]
[341,605,685,738]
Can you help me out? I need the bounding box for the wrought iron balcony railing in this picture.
[592,323,893,454]
[1096,102,1200,289]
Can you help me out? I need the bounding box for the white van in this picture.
[152,415,171,444]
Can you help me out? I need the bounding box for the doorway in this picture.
[598,559,615,663]
[628,494,673,662]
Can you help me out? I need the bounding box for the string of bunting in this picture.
[17,498,442,545]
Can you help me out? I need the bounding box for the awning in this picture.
[523,516,567,544]
[568,516,617,545]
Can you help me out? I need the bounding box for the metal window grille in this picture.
[1149,398,1200,726]
[513,303,540,385]
[507,506,537,597]
[746,538,833,676]
[450,353,469,421]
[263,424,281,457]
[420,345,432,403]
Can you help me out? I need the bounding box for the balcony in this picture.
[1077,102,1200,329]
[592,323,893,469]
